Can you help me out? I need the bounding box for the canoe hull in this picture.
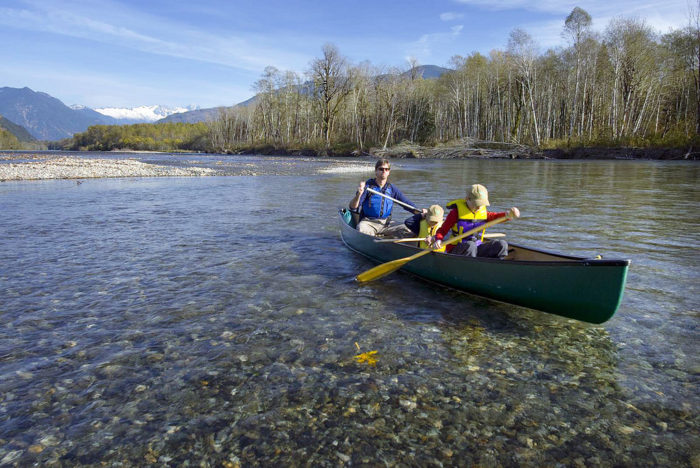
[339,210,629,324]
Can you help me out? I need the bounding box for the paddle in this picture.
[373,232,506,243]
[373,237,429,243]
[365,187,420,213]
[356,214,516,283]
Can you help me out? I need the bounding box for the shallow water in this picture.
[0,155,698,466]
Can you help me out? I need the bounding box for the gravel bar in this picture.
[0,156,215,180]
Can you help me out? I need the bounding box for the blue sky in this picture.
[0,0,691,109]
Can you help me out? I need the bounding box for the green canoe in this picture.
[339,210,629,324]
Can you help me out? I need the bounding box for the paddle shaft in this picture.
[365,187,419,212]
[373,232,506,243]
[356,215,513,282]
[374,237,427,243]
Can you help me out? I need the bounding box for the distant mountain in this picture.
[158,106,226,124]
[0,114,36,142]
[406,65,452,79]
[94,105,199,124]
[70,105,118,125]
[0,87,118,140]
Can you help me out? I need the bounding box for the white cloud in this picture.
[440,12,465,21]
[451,0,689,33]
[406,25,464,63]
[520,20,566,50]
[452,0,562,11]
[0,0,311,74]
[449,0,689,53]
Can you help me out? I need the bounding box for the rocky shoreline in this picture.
[371,141,699,160]
[226,140,698,160]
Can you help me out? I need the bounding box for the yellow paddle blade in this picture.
[356,248,433,282]
[355,257,412,282]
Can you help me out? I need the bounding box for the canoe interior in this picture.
[339,209,630,324]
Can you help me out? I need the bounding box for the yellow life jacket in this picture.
[418,219,446,252]
[447,199,487,243]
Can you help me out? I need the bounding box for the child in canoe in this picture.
[427,184,520,258]
[404,204,447,252]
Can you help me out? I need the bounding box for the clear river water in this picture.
[0,153,698,466]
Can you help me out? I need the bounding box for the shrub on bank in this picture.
[64,123,210,152]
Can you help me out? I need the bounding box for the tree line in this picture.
[65,6,699,154]
[64,122,210,152]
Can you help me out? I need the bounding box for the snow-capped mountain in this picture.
[93,105,199,123]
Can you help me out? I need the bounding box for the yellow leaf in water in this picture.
[354,350,378,366]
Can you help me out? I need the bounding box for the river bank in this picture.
[1,143,696,181]
[371,141,699,160]
[224,140,699,160]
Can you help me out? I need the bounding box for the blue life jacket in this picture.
[361,179,395,219]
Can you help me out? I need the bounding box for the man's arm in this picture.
[403,212,423,235]
[391,186,420,213]
[349,181,366,211]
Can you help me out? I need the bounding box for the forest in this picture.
[66,7,700,155]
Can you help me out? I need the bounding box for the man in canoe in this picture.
[428,184,520,258]
[349,159,422,237]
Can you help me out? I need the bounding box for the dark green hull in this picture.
[339,210,629,324]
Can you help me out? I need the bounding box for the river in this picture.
[0,154,698,466]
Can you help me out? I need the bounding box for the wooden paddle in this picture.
[356,215,515,283]
[373,232,506,243]
[365,187,420,212]
[373,237,428,243]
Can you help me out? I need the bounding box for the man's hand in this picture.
[350,181,366,210]
[508,207,520,219]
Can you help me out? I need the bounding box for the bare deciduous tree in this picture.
[564,7,593,140]
[508,28,541,145]
[308,43,353,147]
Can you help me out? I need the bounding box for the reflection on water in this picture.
[0,156,697,466]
